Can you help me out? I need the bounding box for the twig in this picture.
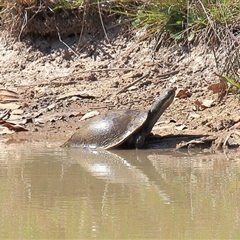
[56,27,79,57]
[223,133,231,148]
[78,0,86,45]
[116,70,179,95]
[16,68,133,87]
[18,10,28,41]
[18,3,44,41]
[16,80,77,88]
[197,0,221,43]
[47,67,133,82]
[116,72,150,94]
[39,81,78,87]
[155,70,179,79]
[97,0,110,44]
[226,28,240,46]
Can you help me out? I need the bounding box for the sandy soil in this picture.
[0,29,239,150]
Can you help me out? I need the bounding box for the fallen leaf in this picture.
[208,83,222,93]
[73,112,84,117]
[212,73,228,102]
[1,121,28,132]
[193,99,214,111]
[201,99,214,108]
[176,89,192,99]
[0,89,20,103]
[194,99,206,111]
[80,111,99,121]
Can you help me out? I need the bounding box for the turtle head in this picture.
[150,88,175,115]
[133,88,175,149]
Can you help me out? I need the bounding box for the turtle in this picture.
[62,88,175,149]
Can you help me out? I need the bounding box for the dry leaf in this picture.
[201,99,214,108]
[80,111,99,121]
[194,99,214,111]
[176,89,192,99]
[208,83,222,93]
[212,73,228,102]
[218,78,228,102]
[0,89,19,103]
[74,112,84,117]
[194,99,206,111]
[1,121,28,132]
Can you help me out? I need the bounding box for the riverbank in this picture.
[0,16,239,150]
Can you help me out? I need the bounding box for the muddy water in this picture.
[0,143,240,239]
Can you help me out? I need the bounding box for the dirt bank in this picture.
[0,28,239,150]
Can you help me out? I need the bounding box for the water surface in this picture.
[0,143,240,239]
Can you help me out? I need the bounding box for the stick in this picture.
[116,70,179,95]
[16,68,133,88]
[116,72,150,94]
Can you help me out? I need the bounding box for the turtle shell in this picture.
[62,110,148,149]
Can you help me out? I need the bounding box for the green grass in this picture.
[111,0,240,40]
[111,0,240,91]
[1,0,240,42]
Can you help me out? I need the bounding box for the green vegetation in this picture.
[111,0,240,40]
[1,0,240,42]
